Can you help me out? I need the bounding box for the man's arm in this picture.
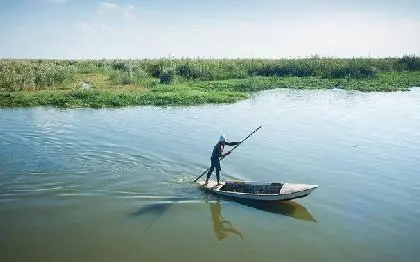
[221,151,231,157]
[225,141,241,146]
[220,142,240,157]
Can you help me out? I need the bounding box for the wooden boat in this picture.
[197,180,318,201]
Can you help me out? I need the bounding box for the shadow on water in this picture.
[207,199,256,256]
[130,200,174,218]
[129,197,199,231]
[209,200,244,241]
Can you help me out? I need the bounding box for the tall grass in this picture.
[0,60,76,92]
[103,56,419,81]
[1,56,420,107]
[2,56,419,91]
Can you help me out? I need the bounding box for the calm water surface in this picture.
[1,88,420,262]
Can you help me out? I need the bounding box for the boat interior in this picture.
[220,182,283,194]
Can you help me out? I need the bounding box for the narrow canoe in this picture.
[197,180,318,201]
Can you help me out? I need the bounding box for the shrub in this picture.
[159,69,174,84]
[398,55,420,71]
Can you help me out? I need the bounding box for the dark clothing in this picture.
[206,141,240,183]
[206,158,222,183]
[210,142,239,160]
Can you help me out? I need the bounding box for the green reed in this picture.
[1,56,419,108]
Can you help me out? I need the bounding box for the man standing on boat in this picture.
[204,135,240,185]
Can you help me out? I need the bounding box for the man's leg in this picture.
[205,165,215,184]
[215,161,221,184]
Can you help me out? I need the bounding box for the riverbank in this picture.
[1,57,419,108]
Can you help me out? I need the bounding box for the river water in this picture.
[1,88,420,262]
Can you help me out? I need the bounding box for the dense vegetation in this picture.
[1,56,420,107]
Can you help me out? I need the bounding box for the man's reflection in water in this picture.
[210,200,243,241]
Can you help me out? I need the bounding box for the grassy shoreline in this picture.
[1,57,420,108]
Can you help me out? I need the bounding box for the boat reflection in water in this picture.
[209,200,244,241]
[207,198,316,242]
[203,186,317,223]
[233,198,317,223]
[129,195,316,234]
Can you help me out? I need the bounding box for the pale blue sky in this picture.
[1,0,419,58]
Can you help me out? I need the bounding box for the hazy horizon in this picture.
[1,0,419,59]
